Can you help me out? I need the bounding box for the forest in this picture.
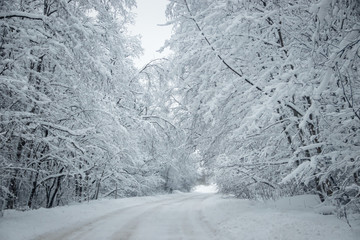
[0,0,359,220]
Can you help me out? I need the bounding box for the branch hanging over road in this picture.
[0,11,45,21]
[183,0,265,93]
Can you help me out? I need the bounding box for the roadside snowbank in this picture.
[201,194,359,240]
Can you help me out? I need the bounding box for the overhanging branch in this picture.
[0,11,45,21]
[182,0,307,119]
[183,0,265,93]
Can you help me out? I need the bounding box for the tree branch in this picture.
[336,64,360,121]
[183,0,265,93]
[0,11,45,21]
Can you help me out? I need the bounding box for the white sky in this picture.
[130,0,172,68]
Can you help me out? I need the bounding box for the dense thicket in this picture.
[0,0,198,213]
[165,0,360,213]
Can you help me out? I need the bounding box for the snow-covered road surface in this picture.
[36,193,216,240]
[0,192,358,240]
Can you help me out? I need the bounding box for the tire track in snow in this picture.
[197,195,236,240]
[183,194,218,240]
[34,194,197,240]
[112,194,210,240]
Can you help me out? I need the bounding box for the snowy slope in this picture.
[0,192,357,240]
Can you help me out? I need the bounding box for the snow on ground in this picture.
[0,194,181,240]
[202,194,359,240]
[0,190,358,240]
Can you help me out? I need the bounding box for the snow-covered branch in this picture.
[0,11,45,21]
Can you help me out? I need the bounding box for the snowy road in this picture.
[35,193,218,240]
[1,191,357,240]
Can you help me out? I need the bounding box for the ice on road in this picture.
[0,192,357,240]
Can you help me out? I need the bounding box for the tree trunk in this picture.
[6,174,18,209]
[27,170,39,209]
[47,167,64,208]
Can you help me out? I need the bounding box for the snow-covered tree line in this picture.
[165,0,360,211]
[0,0,198,212]
[1,0,359,216]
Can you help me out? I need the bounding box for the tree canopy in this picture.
[165,0,360,212]
[1,0,359,218]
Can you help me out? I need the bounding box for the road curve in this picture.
[35,193,220,240]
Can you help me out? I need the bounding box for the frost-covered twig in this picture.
[336,64,360,121]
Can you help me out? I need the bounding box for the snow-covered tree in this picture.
[0,0,199,212]
[0,0,141,209]
[136,59,199,193]
[165,0,360,212]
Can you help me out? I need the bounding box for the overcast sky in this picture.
[130,0,172,68]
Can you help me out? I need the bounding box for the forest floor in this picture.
[0,186,359,240]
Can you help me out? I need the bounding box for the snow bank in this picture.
[201,194,358,240]
[262,194,320,210]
